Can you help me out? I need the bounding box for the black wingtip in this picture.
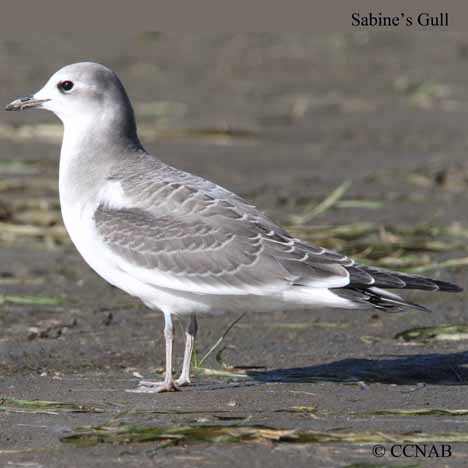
[404,301,432,313]
[352,265,463,294]
[376,295,433,313]
[434,279,463,293]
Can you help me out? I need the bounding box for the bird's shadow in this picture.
[245,350,468,386]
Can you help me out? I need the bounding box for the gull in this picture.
[5,62,463,393]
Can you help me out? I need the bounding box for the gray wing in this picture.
[91,155,357,295]
[94,204,353,295]
[95,155,462,298]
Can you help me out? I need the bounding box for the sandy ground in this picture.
[1,33,468,467]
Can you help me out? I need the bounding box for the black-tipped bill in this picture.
[5,96,50,111]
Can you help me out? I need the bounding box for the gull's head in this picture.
[5,62,134,125]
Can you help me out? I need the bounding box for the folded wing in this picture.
[94,203,352,295]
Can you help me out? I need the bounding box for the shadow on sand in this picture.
[246,351,468,386]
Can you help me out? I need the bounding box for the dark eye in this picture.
[58,80,74,92]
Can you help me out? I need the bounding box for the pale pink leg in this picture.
[176,314,198,386]
[127,312,178,393]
